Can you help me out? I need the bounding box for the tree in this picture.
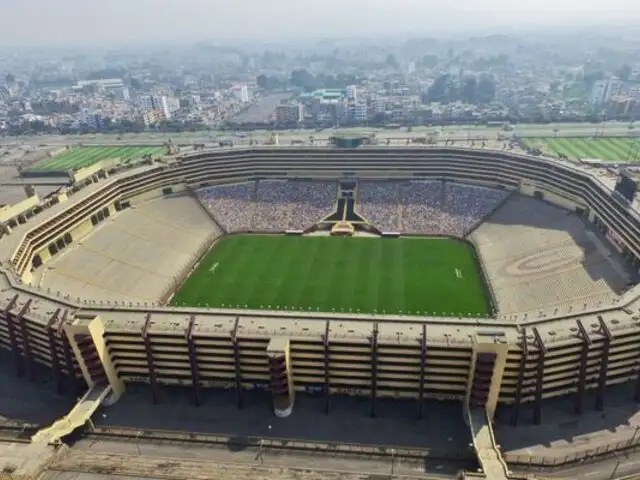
[290,69,317,91]
[476,78,496,104]
[385,54,399,69]
[420,55,438,68]
[460,77,477,104]
[257,74,269,89]
[426,74,457,103]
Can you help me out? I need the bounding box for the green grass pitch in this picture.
[522,137,639,163]
[170,235,491,317]
[29,146,166,171]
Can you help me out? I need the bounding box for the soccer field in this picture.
[522,137,640,162]
[29,146,165,171]
[171,235,491,317]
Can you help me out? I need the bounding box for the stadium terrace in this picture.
[2,145,640,441]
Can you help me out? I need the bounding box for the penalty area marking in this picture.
[455,269,463,279]
[209,262,219,274]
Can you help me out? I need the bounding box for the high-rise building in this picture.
[346,85,357,102]
[232,85,250,103]
[590,77,623,106]
[275,103,304,124]
[139,95,179,119]
[139,95,157,111]
[142,110,166,127]
[161,96,180,120]
[348,103,367,122]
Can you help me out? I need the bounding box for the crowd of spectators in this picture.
[197,180,337,232]
[197,180,506,236]
[357,181,402,231]
[357,181,508,236]
[443,183,509,235]
[401,181,447,234]
[198,182,255,232]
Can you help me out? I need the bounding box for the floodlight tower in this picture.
[628,138,640,164]
[595,113,607,137]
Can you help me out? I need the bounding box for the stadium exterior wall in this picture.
[2,147,640,425]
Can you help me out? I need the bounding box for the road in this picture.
[49,437,462,479]
[532,451,640,479]
[230,93,291,123]
[1,122,637,147]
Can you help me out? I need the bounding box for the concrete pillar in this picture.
[64,313,125,400]
[267,337,294,418]
[465,332,509,420]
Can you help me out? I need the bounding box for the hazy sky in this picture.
[1,0,639,46]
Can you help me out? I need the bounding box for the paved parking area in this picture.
[230,94,291,123]
[495,383,640,461]
[95,384,470,453]
[0,351,74,427]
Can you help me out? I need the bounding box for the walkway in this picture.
[31,384,112,445]
[468,407,509,480]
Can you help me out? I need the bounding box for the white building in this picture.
[139,95,156,111]
[346,85,357,102]
[161,96,180,120]
[232,85,250,103]
[590,77,623,106]
[348,103,367,122]
[139,95,179,119]
[76,78,124,90]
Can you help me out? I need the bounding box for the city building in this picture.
[78,108,103,130]
[139,95,179,120]
[139,95,157,112]
[346,85,357,102]
[161,96,180,120]
[590,77,623,106]
[609,96,637,117]
[348,103,368,122]
[300,89,344,103]
[76,78,125,90]
[232,85,250,103]
[275,103,304,124]
[142,110,166,127]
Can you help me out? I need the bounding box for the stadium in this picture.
[2,145,640,477]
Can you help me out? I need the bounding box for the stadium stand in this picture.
[471,195,627,315]
[198,182,255,232]
[443,183,509,236]
[34,195,221,303]
[198,180,337,232]
[356,181,401,231]
[3,145,640,443]
[358,180,508,236]
[399,181,446,234]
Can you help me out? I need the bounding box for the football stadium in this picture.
[2,145,640,477]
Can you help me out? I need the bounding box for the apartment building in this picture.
[139,95,180,119]
[275,103,304,124]
[142,109,166,127]
[590,77,623,106]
